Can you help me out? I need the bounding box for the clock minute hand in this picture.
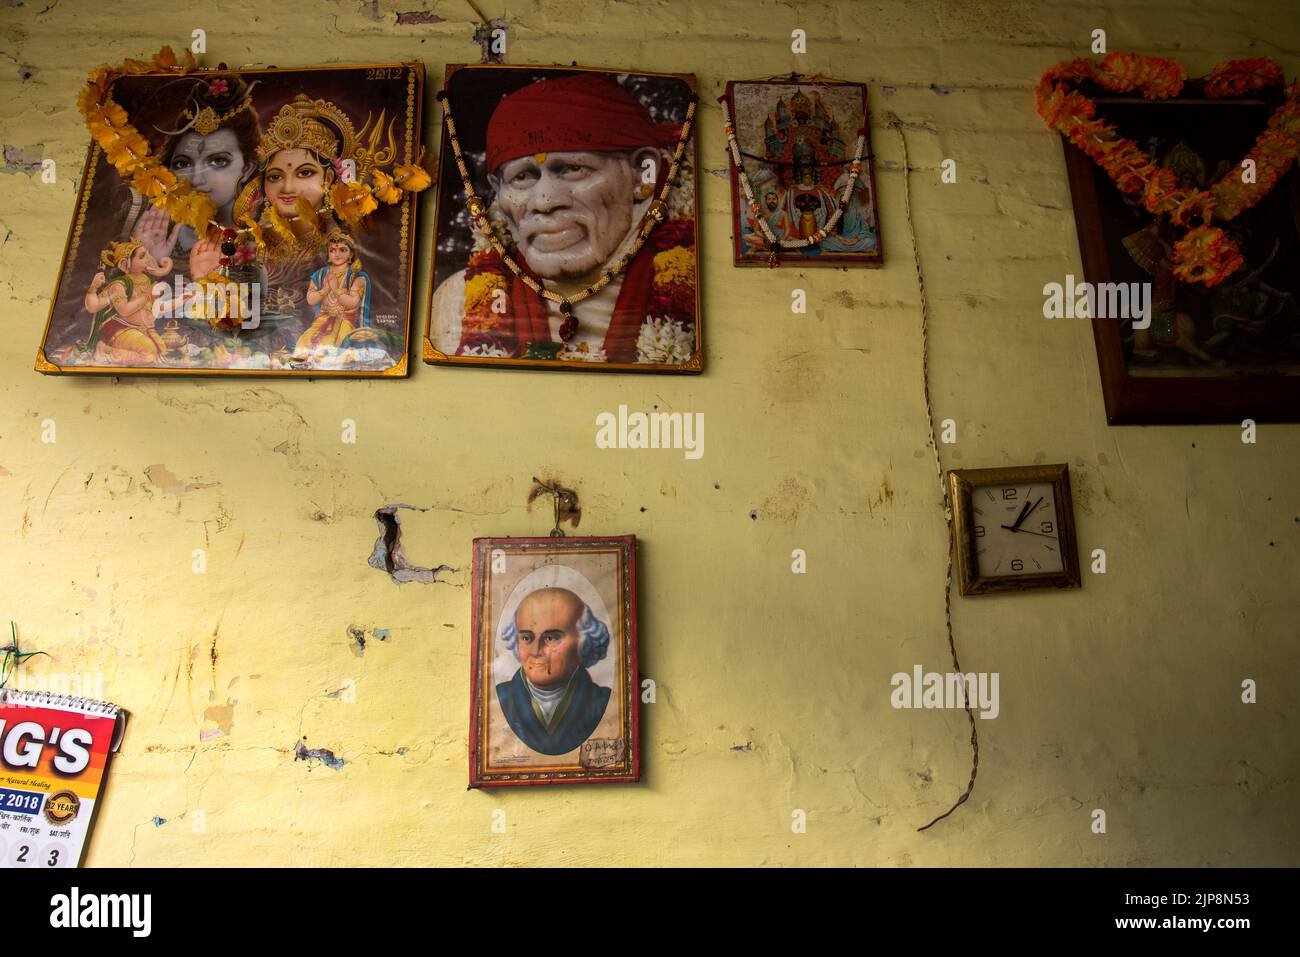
[1011,496,1043,531]
[1007,498,1033,530]
[1000,525,1055,539]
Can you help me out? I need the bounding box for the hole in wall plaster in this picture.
[367,504,456,585]
[473,18,508,63]
[396,9,443,24]
[294,739,346,771]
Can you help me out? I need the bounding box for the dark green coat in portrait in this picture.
[496,666,611,755]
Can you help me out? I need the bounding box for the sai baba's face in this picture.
[491,150,646,279]
[169,129,247,210]
[513,589,583,691]
[264,148,329,214]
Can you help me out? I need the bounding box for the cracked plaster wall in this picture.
[1,0,1298,866]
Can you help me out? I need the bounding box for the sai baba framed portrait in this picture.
[426,64,701,372]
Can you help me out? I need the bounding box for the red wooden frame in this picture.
[468,535,639,788]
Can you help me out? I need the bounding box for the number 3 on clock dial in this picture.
[972,482,1063,577]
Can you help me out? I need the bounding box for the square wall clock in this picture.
[949,464,1082,596]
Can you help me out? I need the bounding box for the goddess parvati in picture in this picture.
[431,73,697,364]
[739,88,877,257]
[496,585,612,755]
[235,95,373,290]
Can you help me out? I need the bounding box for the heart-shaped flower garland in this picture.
[1038,53,1300,287]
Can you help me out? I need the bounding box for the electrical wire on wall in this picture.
[886,113,980,832]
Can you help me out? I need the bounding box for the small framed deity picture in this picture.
[1058,90,1300,423]
[37,61,425,377]
[469,535,639,787]
[425,64,701,372]
[721,78,882,266]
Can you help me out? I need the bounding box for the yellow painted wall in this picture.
[2,0,1297,866]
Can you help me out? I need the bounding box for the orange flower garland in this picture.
[79,46,433,247]
[78,47,216,234]
[1037,53,1300,286]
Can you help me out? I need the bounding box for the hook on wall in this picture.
[528,477,581,538]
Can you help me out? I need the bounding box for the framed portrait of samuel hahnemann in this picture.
[37,61,424,377]
[469,536,639,787]
[721,78,882,266]
[425,64,702,372]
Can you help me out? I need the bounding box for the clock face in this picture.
[971,481,1064,578]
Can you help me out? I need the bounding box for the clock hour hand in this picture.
[1010,496,1043,531]
[1007,497,1033,530]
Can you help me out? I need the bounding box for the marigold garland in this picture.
[1037,53,1300,287]
[79,46,434,258]
[457,221,696,361]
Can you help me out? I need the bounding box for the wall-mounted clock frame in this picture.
[949,463,1082,597]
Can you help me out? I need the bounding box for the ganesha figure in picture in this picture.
[431,73,697,365]
[79,239,175,364]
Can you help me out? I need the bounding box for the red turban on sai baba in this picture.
[486,74,676,173]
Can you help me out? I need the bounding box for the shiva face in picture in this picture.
[120,75,262,286]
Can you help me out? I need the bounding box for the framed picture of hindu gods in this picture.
[721,78,882,267]
[425,64,702,372]
[1059,93,1300,423]
[469,535,639,787]
[36,61,425,376]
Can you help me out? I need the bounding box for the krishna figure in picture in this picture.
[427,65,700,371]
[37,52,428,376]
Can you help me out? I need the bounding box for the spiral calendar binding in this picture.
[0,687,127,752]
[0,688,120,715]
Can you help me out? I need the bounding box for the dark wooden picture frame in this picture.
[949,464,1082,597]
[1060,94,1300,424]
[469,535,639,788]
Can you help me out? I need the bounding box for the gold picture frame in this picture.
[424,63,702,374]
[35,61,424,378]
[949,464,1082,596]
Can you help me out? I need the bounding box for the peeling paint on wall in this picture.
[144,464,217,497]
[295,739,346,771]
